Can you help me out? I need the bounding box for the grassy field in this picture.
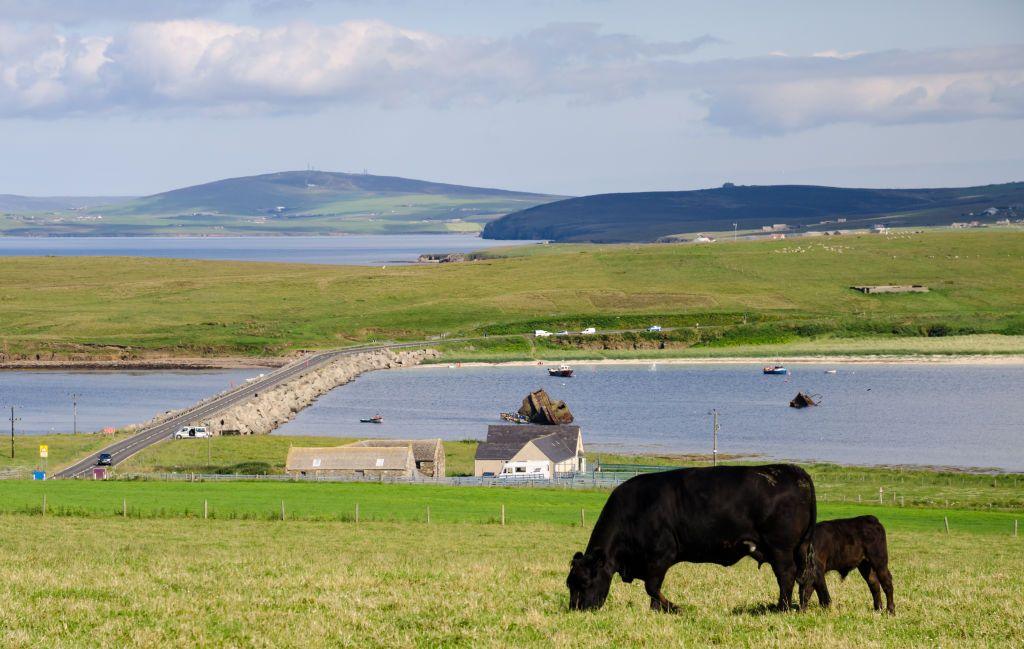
[0,502,1021,646]
[109,434,1024,511]
[1,474,1021,525]
[0,431,133,475]
[0,229,1022,360]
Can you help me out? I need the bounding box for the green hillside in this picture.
[0,229,1021,360]
[483,182,1024,242]
[0,171,559,236]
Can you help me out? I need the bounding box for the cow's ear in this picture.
[571,551,585,566]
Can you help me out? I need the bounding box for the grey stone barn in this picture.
[347,439,445,478]
[285,446,416,479]
[474,425,585,478]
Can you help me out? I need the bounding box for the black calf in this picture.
[801,515,895,613]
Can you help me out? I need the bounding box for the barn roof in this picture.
[476,425,581,461]
[347,438,442,462]
[286,446,413,471]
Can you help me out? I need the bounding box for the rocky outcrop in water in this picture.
[201,348,439,436]
[517,389,574,425]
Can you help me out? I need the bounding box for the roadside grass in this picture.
[1,229,1023,360]
[0,480,1019,531]
[0,515,1020,647]
[0,431,133,474]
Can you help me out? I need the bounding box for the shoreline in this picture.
[5,351,1024,371]
[424,353,1024,367]
[0,357,285,371]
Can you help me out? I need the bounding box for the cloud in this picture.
[0,1,230,24]
[0,17,1021,135]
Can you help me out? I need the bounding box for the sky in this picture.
[0,0,1022,196]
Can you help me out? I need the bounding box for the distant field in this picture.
[0,503,1020,646]
[0,229,1022,360]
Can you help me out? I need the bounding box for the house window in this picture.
[375,458,385,467]
[515,466,526,473]
[312,458,322,468]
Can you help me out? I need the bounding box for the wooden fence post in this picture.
[122,498,127,518]
[1015,520,1018,538]
[42,494,46,516]
[355,502,360,524]
[580,508,585,527]
[204,499,208,520]
[878,487,884,504]
[280,500,285,521]
[426,505,431,525]
[501,504,505,526]
[944,516,950,534]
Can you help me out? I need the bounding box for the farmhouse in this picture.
[347,438,445,477]
[474,424,585,478]
[285,445,416,479]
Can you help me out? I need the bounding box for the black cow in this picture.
[567,464,816,612]
[806,516,895,614]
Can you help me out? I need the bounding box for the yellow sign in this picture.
[39,445,48,458]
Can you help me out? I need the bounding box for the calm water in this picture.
[275,363,1024,471]
[0,234,540,266]
[0,370,258,434]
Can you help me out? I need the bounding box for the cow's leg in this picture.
[858,562,884,611]
[875,565,895,615]
[643,567,679,613]
[769,554,797,611]
[813,574,832,609]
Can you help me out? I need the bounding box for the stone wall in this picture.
[201,348,439,436]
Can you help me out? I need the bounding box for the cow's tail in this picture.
[796,473,817,587]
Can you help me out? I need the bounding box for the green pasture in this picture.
[0,229,1022,360]
[0,508,1021,646]
[0,480,1019,535]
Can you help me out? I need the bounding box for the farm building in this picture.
[347,438,445,478]
[285,445,416,479]
[474,424,585,478]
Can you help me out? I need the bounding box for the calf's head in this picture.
[567,551,612,611]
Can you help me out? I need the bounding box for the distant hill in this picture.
[0,171,561,236]
[482,182,1024,242]
[0,195,133,212]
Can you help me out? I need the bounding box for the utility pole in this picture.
[710,409,720,466]
[71,393,78,435]
[10,406,20,459]
[733,223,738,242]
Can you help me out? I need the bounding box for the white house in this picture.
[474,425,585,478]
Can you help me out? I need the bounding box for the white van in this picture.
[174,426,211,439]
[580,327,597,335]
[534,330,552,338]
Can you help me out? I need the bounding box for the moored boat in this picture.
[548,364,574,377]
[763,365,789,375]
[359,414,383,424]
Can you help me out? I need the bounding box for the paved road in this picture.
[53,341,435,479]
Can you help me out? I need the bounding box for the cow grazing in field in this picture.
[806,515,895,614]
[567,464,817,613]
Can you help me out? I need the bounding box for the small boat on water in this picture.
[548,364,574,377]
[359,414,383,424]
[763,365,789,375]
[824,369,837,374]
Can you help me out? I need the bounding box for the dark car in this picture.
[97,453,113,466]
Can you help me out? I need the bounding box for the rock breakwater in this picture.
[201,348,439,436]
